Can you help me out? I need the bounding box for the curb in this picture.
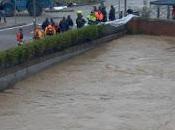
[0,23,27,30]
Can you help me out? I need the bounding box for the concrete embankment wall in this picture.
[0,25,126,91]
[127,18,175,36]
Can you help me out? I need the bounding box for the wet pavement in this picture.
[0,35,175,130]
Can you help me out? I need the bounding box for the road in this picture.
[0,35,175,130]
[0,24,33,51]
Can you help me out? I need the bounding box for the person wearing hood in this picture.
[100,6,107,22]
[66,15,74,29]
[42,18,50,31]
[59,17,69,32]
[50,18,55,26]
[76,11,86,28]
[109,5,116,21]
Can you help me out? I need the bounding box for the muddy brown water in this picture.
[1,35,175,130]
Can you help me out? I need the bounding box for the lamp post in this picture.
[14,0,16,24]
[118,0,120,14]
[33,0,36,37]
[124,0,127,16]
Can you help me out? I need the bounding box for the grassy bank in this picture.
[0,25,106,70]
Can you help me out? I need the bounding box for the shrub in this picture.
[0,25,106,70]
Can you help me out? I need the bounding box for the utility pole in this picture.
[14,0,16,24]
[124,0,127,16]
[33,0,36,36]
[118,0,120,14]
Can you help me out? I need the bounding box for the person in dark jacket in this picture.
[109,5,116,21]
[66,15,74,29]
[42,18,50,31]
[59,17,69,32]
[50,18,55,26]
[127,9,134,15]
[100,6,107,22]
[93,6,97,12]
[76,12,86,28]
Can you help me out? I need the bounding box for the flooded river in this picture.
[1,35,175,130]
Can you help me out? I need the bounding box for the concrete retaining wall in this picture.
[0,26,126,91]
[127,18,175,36]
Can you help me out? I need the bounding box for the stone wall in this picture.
[127,18,175,36]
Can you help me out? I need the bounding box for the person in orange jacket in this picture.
[16,28,24,46]
[95,10,104,22]
[45,24,56,36]
[34,25,45,40]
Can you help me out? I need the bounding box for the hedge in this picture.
[0,25,106,69]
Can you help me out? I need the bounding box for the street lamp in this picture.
[33,0,36,37]
[118,0,120,14]
[124,0,127,16]
[14,0,16,24]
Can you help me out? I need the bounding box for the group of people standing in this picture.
[86,4,116,25]
[37,15,74,39]
[16,4,116,46]
[39,3,116,38]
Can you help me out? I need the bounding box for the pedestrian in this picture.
[59,17,69,32]
[101,6,107,22]
[172,6,175,20]
[119,11,123,19]
[109,5,116,21]
[54,23,60,33]
[16,28,24,46]
[87,11,97,25]
[45,24,56,36]
[50,18,55,26]
[93,6,97,12]
[0,9,6,23]
[34,25,45,40]
[42,18,50,31]
[95,9,104,22]
[99,2,105,12]
[66,15,74,29]
[76,11,86,28]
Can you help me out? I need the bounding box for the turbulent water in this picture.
[0,1,174,130]
[1,35,175,130]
